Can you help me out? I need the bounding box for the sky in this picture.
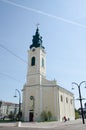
[0,0,86,109]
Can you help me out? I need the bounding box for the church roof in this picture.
[30,27,45,49]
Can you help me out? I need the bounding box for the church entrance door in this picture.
[29,111,34,122]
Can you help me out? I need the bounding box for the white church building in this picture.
[22,27,75,122]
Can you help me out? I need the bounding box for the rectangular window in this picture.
[42,58,44,67]
[66,97,68,103]
[31,57,35,66]
[70,99,73,104]
[61,95,63,102]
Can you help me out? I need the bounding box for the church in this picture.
[22,27,75,122]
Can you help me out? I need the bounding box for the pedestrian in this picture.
[64,116,67,122]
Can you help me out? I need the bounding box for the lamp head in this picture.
[72,87,74,90]
[14,95,17,98]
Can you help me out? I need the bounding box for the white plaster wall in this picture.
[59,89,75,121]
[27,47,46,85]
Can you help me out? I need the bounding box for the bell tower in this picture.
[27,27,46,86]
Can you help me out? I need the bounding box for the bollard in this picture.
[16,121,21,127]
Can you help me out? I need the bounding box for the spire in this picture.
[30,27,45,49]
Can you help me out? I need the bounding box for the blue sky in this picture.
[0,0,86,109]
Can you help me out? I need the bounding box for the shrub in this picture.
[47,111,52,120]
[41,111,52,121]
[8,111,15,120]
[75,109,80,119]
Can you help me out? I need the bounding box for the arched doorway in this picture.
[29,110,34,122]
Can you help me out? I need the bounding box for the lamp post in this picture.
[72,81,86,124]
[14,89,21,120]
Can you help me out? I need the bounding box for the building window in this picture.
[32,48,35,52]
[70,99,73,104]
[42,58,44,67]
[31,57,35,66]
[66,97,68,103]
[61,95,63,102]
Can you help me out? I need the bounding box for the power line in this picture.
[0,43,27,64]
[1,0,86,29]
[0,72,22,83]
[0,43,26,83]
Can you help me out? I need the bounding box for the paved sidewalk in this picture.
[0,122,16,127]
[20,119,86,128]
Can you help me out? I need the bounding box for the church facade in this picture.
[22,27,75,122]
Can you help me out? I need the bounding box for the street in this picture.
[0,128,42,130]
[0,119,86,130]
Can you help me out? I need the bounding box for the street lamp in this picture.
[14,89,21,120]
[72,81,86,124]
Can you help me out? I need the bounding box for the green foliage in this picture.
[8,110,22,121]
[75,109,80,119]
[8,111,15,121]
[16,111,22,121]
[47,111,52,120]
[0,101,2,108]
[41,111,52,121]
[41,111,47,121]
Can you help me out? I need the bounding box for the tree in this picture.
[0,101,2,108]
[41,111,52,121]
[75,109,80,119]
[41,111,48,121]
[47,111,52,121]
[16,111,22,121]
[0,101,2,115]
[8,111,15,120]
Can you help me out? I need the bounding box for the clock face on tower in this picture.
[32,47,35,52]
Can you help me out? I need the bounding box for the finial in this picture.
[36,23,40,28]
[30,25,45,49]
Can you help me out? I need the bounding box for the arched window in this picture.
[42,58,44,67]
[31,57,35,66]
